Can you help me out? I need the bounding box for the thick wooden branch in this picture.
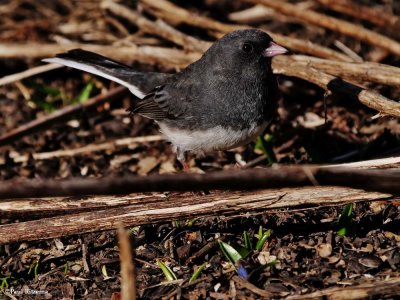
[0,186,394,244]
[273,60,400,118]
[1,167,400,200]
[248,0,400,56]
[276,55,400,87]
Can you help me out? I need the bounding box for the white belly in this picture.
[158,122,268,156]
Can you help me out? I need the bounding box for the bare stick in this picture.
[228,5,276,24]
[117,224,136,300]
[0,169,394,217]
[1,166,400,199]
[0,64,63,86]
[232,276,273,298]
[0,86,128,147]
[272,59,400,118]
[315,0,399,29]
[286,276,400,300]
[247,0,400,56]
[140,0,354,62]
[0,43,200,68]
[327,156,400,169]
[0,135,164,164]
[0,186,393,243]
[274,55,400,87]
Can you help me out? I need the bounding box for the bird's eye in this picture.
[242,43,254,53]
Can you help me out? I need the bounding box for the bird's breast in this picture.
[158,121,268,155]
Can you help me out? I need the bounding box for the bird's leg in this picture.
[177,148,190,171]
[181,160,190,172]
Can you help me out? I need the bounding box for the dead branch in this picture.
[117,224,136,300]
[286,276,400,300]
[1,166,400,199]
[229,2,317,24]
[228,5,276,24]
[275,55,400,87]
[315,0,400,29]
[0,43,200,68]
[0,186,394,243]
[0,86,128,147]
[101,0,210,53]
[0,135,164,164]
[248,0,400,56]
[232,276,274,298]
[272,60,400,118]
[140,0,354,62]
[0,187,390,219]
[0,63,63,86]
[326,156,400,169]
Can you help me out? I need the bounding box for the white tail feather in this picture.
[42,57,146,99]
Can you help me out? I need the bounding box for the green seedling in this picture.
[101,265,112,280]
[338,203,353,236]
[189,262,207,283]
[255,135,277,165]
[256,227,271,251]
[186,218,199,227]
[0,276,10,289]
[28,260,40,281]
[219,240,250,278]
[243,231,253,251]
[74,81,94,104]
[63,262,69,274]
[218,240,242,267]
[157,260,177,281]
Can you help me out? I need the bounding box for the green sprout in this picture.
[0,276,10,289]
[338,203,353,236]
[157,260,177,281]
[189,262,207,283]
[255,135,277,165]
[256,227,271,251]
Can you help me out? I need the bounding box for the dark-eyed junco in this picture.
[43,29,287,168]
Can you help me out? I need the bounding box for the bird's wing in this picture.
[129,84,190,121]
[42,49,169,99]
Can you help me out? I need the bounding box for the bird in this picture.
[43,29,288,170]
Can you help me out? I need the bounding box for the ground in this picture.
[0,0,399,299]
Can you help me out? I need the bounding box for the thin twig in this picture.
[0,135,164,164]
[117,223,136,300]
[327,156,400,169]
[286,276,400,300]
[0,63,63,86]
[232,276,274,298]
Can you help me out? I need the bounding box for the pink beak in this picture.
[263,41,288,57]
